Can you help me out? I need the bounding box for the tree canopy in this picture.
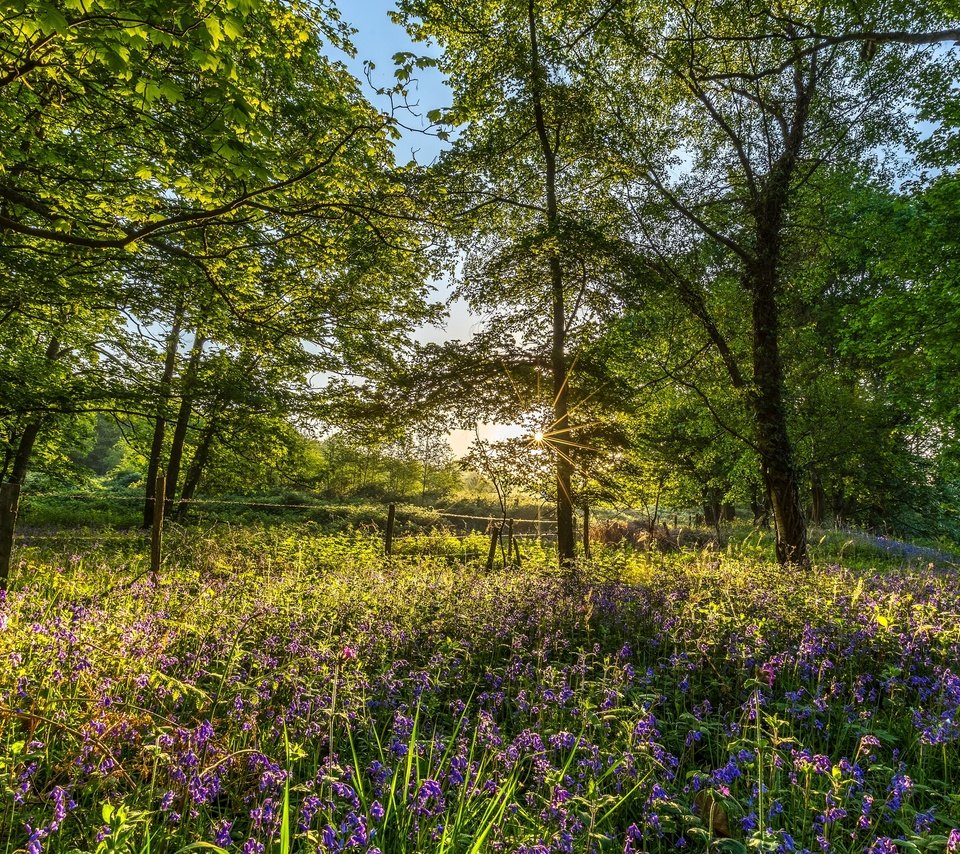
[1,0,958,579]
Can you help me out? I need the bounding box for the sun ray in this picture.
[540,418,607,436]
[550,444,601,486]
[547,439,600,453]
[497,360,529,410]
[535,433,602,453]
[551,348,583,410]
[563,380,611,420]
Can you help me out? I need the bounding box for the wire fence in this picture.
[16,492,560,520]
[9,491,567,567]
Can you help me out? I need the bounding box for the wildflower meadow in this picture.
[2,527,959,854]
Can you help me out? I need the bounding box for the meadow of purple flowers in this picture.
[1,527,959,854]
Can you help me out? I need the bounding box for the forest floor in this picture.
[838,529,960,569]
[2,527,959,854]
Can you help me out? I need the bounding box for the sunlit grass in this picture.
[2,529,959,854]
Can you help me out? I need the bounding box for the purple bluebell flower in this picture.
[213,821,233,847]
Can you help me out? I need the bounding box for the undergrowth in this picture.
[1,528,958,854]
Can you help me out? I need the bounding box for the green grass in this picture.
[2,526,959,854]
[16,493,454,534]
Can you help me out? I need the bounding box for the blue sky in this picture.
[342,2,485,347]
[341,1,450,165]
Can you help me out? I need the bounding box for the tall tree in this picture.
[586,0,958,563]
[395,0,623,568]
[0,0,440,585]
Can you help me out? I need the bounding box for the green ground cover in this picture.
[2,528,959,854]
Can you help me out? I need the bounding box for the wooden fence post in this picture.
[582,503,591,560]
[385,503,396,556]
[506,518,514,565]
[0,482,22,590]
[485,524,500,572]
[151,474,165,580]
[513,537,522,567]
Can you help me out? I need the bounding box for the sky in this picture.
[341,2,449,164]
[335,3,527,454]
[341,10,479,343]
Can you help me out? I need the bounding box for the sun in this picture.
[533,430,545,443]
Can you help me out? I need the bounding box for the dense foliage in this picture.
[0,0,438,542]
[2,0,958,562]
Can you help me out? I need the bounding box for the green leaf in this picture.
[222,15,244,40]
[103,49,128,75]
[159,81,183,103]
[204,16,223,48]
[39,4,69,33]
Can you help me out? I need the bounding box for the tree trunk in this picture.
[0,482,20,589]
[750,483,771,528]
[0,336,60,588]
[703,502,719,527]
[744,67,813,567]
[7,336,61,485]
[551,258,576,567]
[143,306,184,528]
[528,0,575,568]
[177,415,219,516]
[164,332,207,515]
[750,264,808,565]
[810,470,826,526]
[10,421,42,485]
[832,484,851,529]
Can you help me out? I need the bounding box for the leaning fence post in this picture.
[385,503,396,556]
[151,473,165,581]
[513,536,522,567]
[0,481,22,590]
[506,518,515,565]
[485,524,500,572]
